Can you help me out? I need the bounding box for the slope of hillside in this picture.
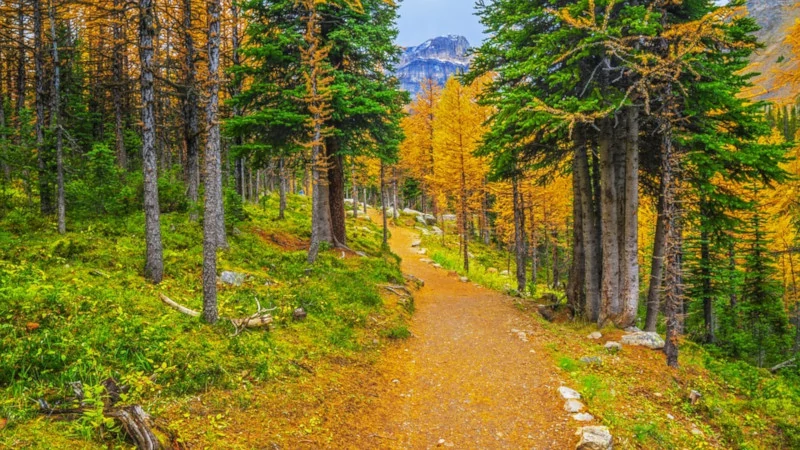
[746,0,799,101]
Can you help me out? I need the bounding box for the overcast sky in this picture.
[396,0,485,47]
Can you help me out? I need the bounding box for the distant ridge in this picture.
[394,35,472,97]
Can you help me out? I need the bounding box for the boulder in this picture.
[580,356,602,365]
[586,331,602,340]
[621,332,665,350]
[220,271,246,286]
[415,214,428,225]
[604,342,622,353]
[624,326,642,333]
[418,248,427,255]
[500,270,510,276]
[403,208,422,215]
[575,426,612,450]
[411,240,422,247]
[431,226,444,235]
[422,214,437,225]
[432,263,442,269]
[564,399,585,413]
[558,386,581,400]
[573,413,594,422]
[459,276,469,283]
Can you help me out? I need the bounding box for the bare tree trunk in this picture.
[112,0,127,169]
[351,158,358,218]
[16,4,26,117]
[578,137,601,322]
[182,0,200,220]
[619,106,640,328]
[49,0,65,234]
[362,187,367,214]
[139,0,164,284]
[661,122,682,368]
[202,0,224,323]
[460,153,469,273]
[380,161,387,248]
[513,177,526,293]
[598,119,620,326]
[34,0,52,216]
[327,143,346,246]
[392,166,399,220]
[278,157,287,219]
[645,189,666,332]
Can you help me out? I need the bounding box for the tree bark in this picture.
[645,188,666,332]
[202,0,224,323]
[577,135,601,322]
[34,0,53,216]
[351,158,358,218]
[619,106,640,328]
[49,0,65,234]
[139,0,164,284]
[112,0,127,169]
[392,166,399,220]
[327,141,346,246]
[598,119,620,325]
[513,176,526,292]
[278,157,287,220]
[662,122,682,368]
[182,0,200,221]
[380,161,388,248]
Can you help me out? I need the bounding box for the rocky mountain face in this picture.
[746,0,799,101]
[394,35,471,97]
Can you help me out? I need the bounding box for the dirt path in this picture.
[358,216,574,449]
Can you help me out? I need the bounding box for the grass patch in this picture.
[0,193,407,448]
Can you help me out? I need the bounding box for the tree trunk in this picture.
[49,0,65,234]
[34,0,53,216]
[598,118,620,326]
[645,189,666,332]
[380,161,388,248]
[577,135,601,322]
[182,0,200,220]
[362,187,367,214]
[460,154,469,273]
[513,177,526,293]
[278,158,287,220]
[699,206,714,343]
[351,159,358,219]
[662,123,682,368]
[327,142,346,246]
[392,166,399,220]
[202,0,224,323]
[16,4,26,116]
[139,0,164,284]
[112,0,127,169]
[552,229,560,289]
[619,106,640,328]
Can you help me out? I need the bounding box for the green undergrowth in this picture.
[0,193,406,448]
[541,320,800,449]
[410,217,561,299]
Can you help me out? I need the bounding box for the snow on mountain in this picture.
[395,35,472,97]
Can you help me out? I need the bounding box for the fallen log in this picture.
[39,379,161,450]
[770,358,796,373]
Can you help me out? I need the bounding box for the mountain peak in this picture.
[395,35,472,97]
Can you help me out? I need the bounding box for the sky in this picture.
[396,0,485,47]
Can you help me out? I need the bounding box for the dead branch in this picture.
[159,294,200,317]
[380,285,412,296]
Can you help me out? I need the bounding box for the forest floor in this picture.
[3,201,799,449]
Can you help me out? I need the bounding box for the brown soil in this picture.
[338,214,574,449]
[253,228,308,251]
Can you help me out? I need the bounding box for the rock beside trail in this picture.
[403,208,422,215]
[575,426,613,450]
[564,399,585,413]
[587,331,602,340]
[604,341,622,353]
[293,307,307,321]
[621,331,665,350]
[580,356,602,365]
[573,413,594,422]
[432,263,442,269]
[411,240,422,247]
[459,276,469,283]
[558,386,581,400]
[431,226,444,235]
[418,248,427,255]
[220,271,246,286]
